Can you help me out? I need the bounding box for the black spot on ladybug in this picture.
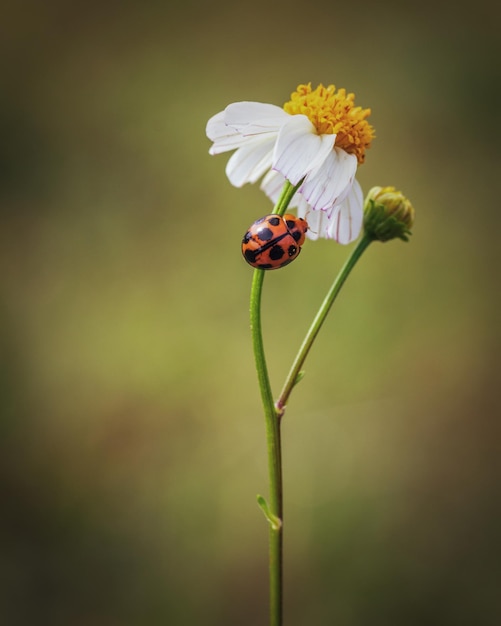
[242,231,252,243]
[269,245,285,261]
[285,219,295,229]
[258,227,274,241]
[292,231,302,242]
[287,245,298,257]
[268,216,281,226]
[244,249,258,263]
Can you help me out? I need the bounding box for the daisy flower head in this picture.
[206,83,375,244]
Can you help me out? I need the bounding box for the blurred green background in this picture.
[1,1,500,624]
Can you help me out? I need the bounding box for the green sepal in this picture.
[364,200,412,242]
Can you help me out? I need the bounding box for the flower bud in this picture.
[363,186,414,242]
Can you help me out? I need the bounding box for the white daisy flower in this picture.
[206,83,375,243]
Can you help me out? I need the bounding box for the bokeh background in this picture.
[1,1,500,624]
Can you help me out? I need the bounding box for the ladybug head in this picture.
[283,214,308,247]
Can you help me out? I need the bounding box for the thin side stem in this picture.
[276,233,373,416]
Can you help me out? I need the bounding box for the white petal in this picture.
[206,110,226,139]
[260,170,285,204]
[224,102,289,136]
[225,138,275,187]
[260,170,301,207]
[207,103,286,155]
[273,115,336,185]
[207,111,255,155]
[325,179,364,244]
[295,197,323,241]
[300,147,358,211]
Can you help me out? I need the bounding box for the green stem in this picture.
[250,268,283,626]
[250,179,300,626]
[272,179,303,217]
[276,233,373,416]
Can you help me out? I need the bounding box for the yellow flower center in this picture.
[283,83,375,164]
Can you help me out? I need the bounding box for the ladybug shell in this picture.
[241,214,308,270]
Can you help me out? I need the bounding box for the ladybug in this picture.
[241,214,308,270]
